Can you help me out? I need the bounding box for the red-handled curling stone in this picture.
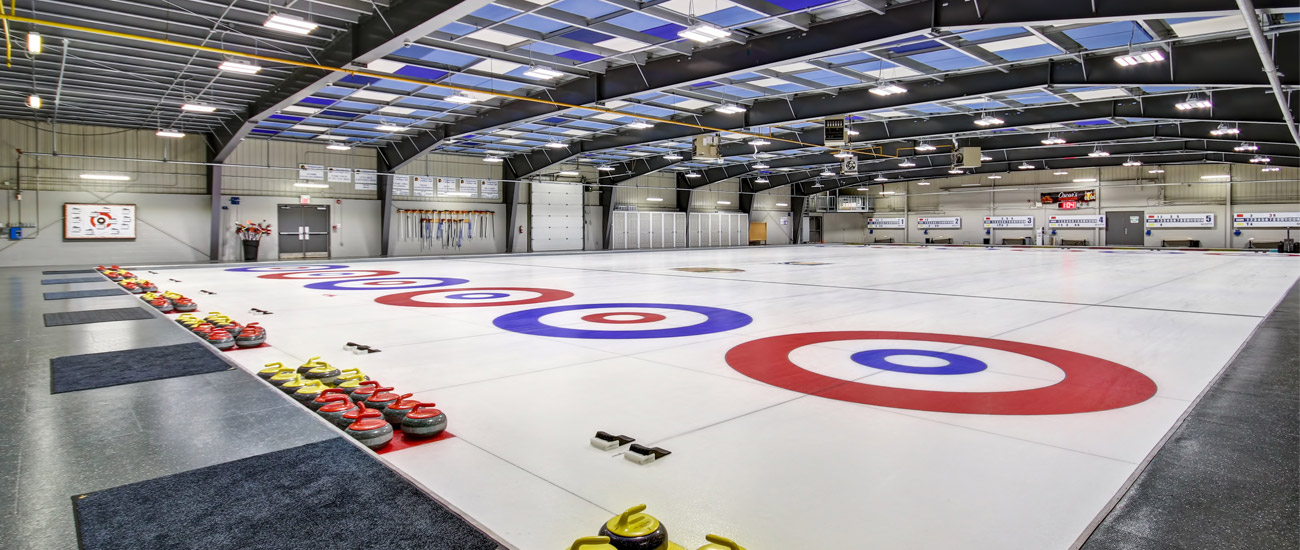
[319,394,359,427]
[344,404,393,450]
[400,403,447,439]
[381,394,418,425]
[206,330,236,351]
[363,386,400,411]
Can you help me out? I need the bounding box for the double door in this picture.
[1105,210,1144,246]
[277,204,330,259]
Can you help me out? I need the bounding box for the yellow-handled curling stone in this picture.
[597,504,682,550]
[567,537,618,550]
[695,535,745,550]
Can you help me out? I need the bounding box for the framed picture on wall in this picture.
[63,203,137,240]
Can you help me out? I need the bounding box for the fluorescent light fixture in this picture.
[776,202,788,206]
[445,93,480,104]
[880,190,897,195]
[1088,149,1110,157]
[483,156,505,163]
[1052,171,1069,175]
[1249,155,1272,163]
[1234,142,1258,152]
[1114,50,1164,66]
[869,83,907,96]
[685,172,701,178]
[987,175,1002,179]
[1041,136,1066,145]
[626,121,655,129]
[646,197,664,202]
[948,166,964,174]
[974,115,1004,127]
[819,170,835,176]
[264,13,318,35]
[1176,97,1212,110]
[748,138,771,146]
[155,129,185,138]
[523,66,564,79]
[181,103,217,113]
[898,159,916,167]
[915,143,937,152]
[376,124,407,132]
[678,23,731,43]
[1122,158,1142,167]
[857,186,869,191]
[874,175,888,182]
[752,162,770,169]
[545,141,568,148]
[663,153,683,161]
[558,170,580,177]
[916,181,931,186]
[27,95,40,109]
[1073,178,1098,183]
[79,173,131,181]
[755,153,776,159]
[326,144,352,151]
[755,177,770,183]
[1017,162,1035,170]
[294,182,330,188]
[219,60,262,74]
[1148,169,1165,174]
[27,33,41,54]
[717,200,732,205]
[834,151,853,158]
[1210,124,1240,136]
[979,154,993,161]
[1201,174,1231,180]
[597,164,616,171]
[1262,166,1281,172]
[716,103,746,114]
[846,129,859,136]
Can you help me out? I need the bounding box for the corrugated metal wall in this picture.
[0,120,207,194]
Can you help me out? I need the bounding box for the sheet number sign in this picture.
[983,216,1034,228]
[413,176,434,197]
[1048,215,1105,228]
[459,178,479,198]
[1233,212,1300,228]
[867,217,906,229]
[298,164,324,180]
[392,175,411,195]
[918,217,961,229]
[327,167,352,183]
[436,177,457,197]
[353,169,377,190]
[1145,214,1215,228]
[480,179,500,199]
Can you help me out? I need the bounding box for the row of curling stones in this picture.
[98,266,134,281]
[118,278,158,294]
[259,359,447,449]
[177,313,265,350]
[567,505,746,550]
[141,291,197,314]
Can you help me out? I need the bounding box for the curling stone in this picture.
[257,362,286,379]
[565,537,619,550]
[308,388,350,412]
[695,535,744,550]
[191,323,215,337]
[280,375,314,395]
[138,280,158,293]
[598,505,669,550]
[175,313,198,325]
[362,386,400,411]
[206,330,236,351]
[381,394,417,425]
[297,356,328,375]
[292,380,330,403]
[149,298,175,313]
[349,380,383,404]
[140,292,160,301]
[235,324,267,349]
[104,271,124,281]
[331,369,368,388]
[267,369,301,388]
[302,361,341,385]
[122,282,144,294]
[343,405,393,450]
[400,403,447,439]
[337,400,372,429]
[318,394,359,427]
[173,298,198,312]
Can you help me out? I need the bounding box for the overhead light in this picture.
[755,177,769,183]
[27,95,40,109]
[219,60,262,75]
[156,129,185,138]
[748,138,771,146]
[1234,142,1258,152]
[898,159,916,167]
[979,154,993,161]
[833,151,853,158]
[916,181,931,186]
[678,23,732,43]
[523,66,564,79]
[317,134,348,141]
[1201,174,1231,180]
[1073,178,1098,183]
[626,121,655,129]
[755,153,776,159]
[598,164,616,171]
[752,162,770,169]
[869,83,907,96]
[948,166,964,174]
[483,156,505,163]
[663,153,683,161]
[1249,155,1272,164]
[545,141,568,148]
[558,170,580,177]
[987,175,1002,179]
[857,186,869,191]
[915,143,937,152]
[326,144,352,151]
[1210,124,1240,136]
[716,103,746,114]
[1148,169,1165,174]
[685,172,701,178]
[376,124,407,132]
[446,93,481,104]
[646,197,664,202]
[846,129,860,136]
[181,103,217,113]
[974,115,1004,127]
[1261,166,1281,172]
[874,175,888,182]
[1041,136,1066,145]
[1017,162,1035,170]
[264,12,318,35]
[294,182,330,189]
[1114,50,1164,66]
[79,173,131,181]
[1176,97,1212,110]
[27,32,41,54]
[1052,171,1069,175]
[1088,149,1110,157]
[775,202,788,206]
[819,169,835,176]
[1122,158,1142,167]
[717,200,732,205]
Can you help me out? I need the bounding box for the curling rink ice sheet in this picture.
[149,245,1300,550]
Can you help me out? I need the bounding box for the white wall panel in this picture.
[611,211,687,249]
[531,181,584,251]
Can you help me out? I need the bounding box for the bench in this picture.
[928,237,954,244]
[874,237,894,244]
[1161,239,1201,248]
[1001,237,1031,245]
[1059,239,1088,246]
[1248,240,1282,249]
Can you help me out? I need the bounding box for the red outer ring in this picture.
[725,331,1157,415]
[259,270,399,280]
[581,312,667,324]
[375,287,574,308]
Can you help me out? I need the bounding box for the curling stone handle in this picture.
[704,535,742,550]
[616,504,648,529]
[569,536,612,550]
[263,362,283,369]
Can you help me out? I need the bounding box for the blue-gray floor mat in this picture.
[73,438,500,550]
[44,289,127,300]
[41,277,108,284]
[42,269,98,274]
[51,342,230,393]
[43,307,155,327]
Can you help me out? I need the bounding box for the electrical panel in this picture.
[694,134,721,159]
[824,118,847,147]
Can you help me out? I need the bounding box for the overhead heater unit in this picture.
[824,118,847,147]
[955,147,983,168]
[694,134,721,160]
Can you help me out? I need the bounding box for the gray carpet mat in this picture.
[44,289,127,300]
[73,438,500,550]
[51,342,232,393]
[42,269,99,274]
[44,307,154,327]
[41,277,109,285]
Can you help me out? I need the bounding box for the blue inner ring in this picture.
[448,292,510,300]
[851,349,988,375]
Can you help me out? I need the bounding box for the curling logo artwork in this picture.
[724,331,1157,415]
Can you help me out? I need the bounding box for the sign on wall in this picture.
[1040,190,1096,205]
[413,176,434,197]
[458,178,479,198]
[64,203,137,240]
[917,217,961,229]
[1233,212,1300,227]
[983,216,1034,228]
[867,217,906,229]
[1049,215,1106,228]
[392,175,411,195]
[436,177,457,197]
[298,164,324,180]
[480,179,500,199]
[327,167,352,183]
[1146,213,1215,228]
[353,169,377,190]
